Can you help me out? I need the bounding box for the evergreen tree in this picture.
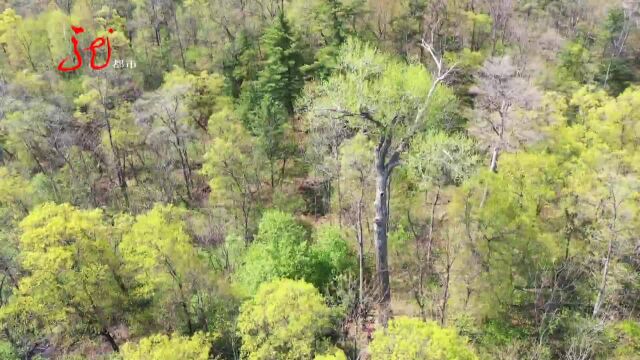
[222,31,259,99]
[257,13,304,115]
[249,95,290,189]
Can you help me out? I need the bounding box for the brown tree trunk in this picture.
[426,186,440,265]
[441,253,452,326]
[593,238,613,317]
[593,190,618,318]
[489,145,500,173]
[374,150,391,326]
[101,328,119,352]
[357,186,365,305]
[172,8,187,69]
[102,101,129,207]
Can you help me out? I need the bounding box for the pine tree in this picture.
[257,13,304,115]
[222,31,259,98]
[303,0,363,79]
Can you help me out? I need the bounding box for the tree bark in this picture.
[100,328,119,352]
[593,238,613,317]
[101,90,129,208]
[593,189,618,318]
[374,150,391,326]
[427,186,440,265]
[357,183,365,305]
[172,7,187,69]
[489,145,500,173]
[441,250,453,326]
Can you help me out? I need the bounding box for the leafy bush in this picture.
[237,279,334,360]
[120,332,210,360]
[606,320,640,359]
[314,348,348,360]
[234,210,312,293]
[235,211,353,294]
[369,317,478,360]
[0,341,18,360]
[309,225,356,288]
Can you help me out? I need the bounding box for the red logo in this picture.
[58,26,114,72]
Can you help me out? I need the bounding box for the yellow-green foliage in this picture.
[101,103,141,150]
[119,203,213,333]
[0,167,32,217]
[0,9,21,48]
[121,332,210,360]
[368,317,478,360]
[121,204,195,295]
[606,320,640,359]
[202,101,267,230]
[442,85,640,330]
[237,279,333,360]
[449,152,565,316]
[0,203,124,334]
[232,211,311,293]
[309,37,455,137]
[313,348,348,360]
[234,211,354,294]
[444,48,486,70]
[0,6,114,71]
[463,11,492,34]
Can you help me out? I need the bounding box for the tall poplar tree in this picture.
[305,38,456,325]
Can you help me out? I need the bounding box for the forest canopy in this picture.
[0,0,639,359]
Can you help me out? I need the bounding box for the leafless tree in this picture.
[470,56,541,173]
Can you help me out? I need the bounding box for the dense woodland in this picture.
[0,0,639,359]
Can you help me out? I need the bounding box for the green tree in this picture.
[450,152,564,318]
[233,13,305,194]
[596,7,635,95]
[606,320,640,359]
[368,317,477,360]
[245,95,293,189]
[186,71,230,132]
[121,332,211,360]
[237,279,334,360]
[291,0,362,79]
[0,203,126,352]
[407,131,480,188]
[314,348,348,360]
[235,210,352,294]
[557,41,596,89]
[0,9,21,69]
[305,37,455,324]
[233,210,312,293]
[401,131,479,320]
[202,108,269,243]
[256,13,304,115]
[0,167,32,350]
[74,75,140,208]
[136,68,203,202]
[1,71,70,203]
[120,204,214,335]
[336,133,374,302]
[0,9,48,71]
[222,31,259,98]
[0,341,17,360]
[311,225,356,283]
